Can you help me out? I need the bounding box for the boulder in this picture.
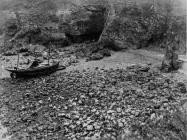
[60,5,107,42]
[28,44,46,54]
[22,52,30,57]
[101,38,128,51]
[42,51,48,59]
[19,47,29,53]
[177,82,187,93]
[3,50,17,56]
[87,53,104,61]
[38,31,70,46]
[4,18,19,38]
[161,45,180,72]
[100,49,111,57]
[10,25,70,47]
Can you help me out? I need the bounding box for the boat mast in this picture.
[17,51,20,69]
[48,42,51,65]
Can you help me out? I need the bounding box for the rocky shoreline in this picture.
[0,64,186,140]
[0,0,186,139]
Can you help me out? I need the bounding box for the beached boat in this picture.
[6,61,60,78]
[6,42,63,78]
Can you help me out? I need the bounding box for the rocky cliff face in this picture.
[59,5,107,43]
[2,4,107,48]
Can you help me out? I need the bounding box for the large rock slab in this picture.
[101,39,128,51]
[161,45,180,72]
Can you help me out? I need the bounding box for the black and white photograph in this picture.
[0,0,186,139]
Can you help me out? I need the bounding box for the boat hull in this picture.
[6,62,59,78]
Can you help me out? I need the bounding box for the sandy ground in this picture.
[66,49,164,71]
